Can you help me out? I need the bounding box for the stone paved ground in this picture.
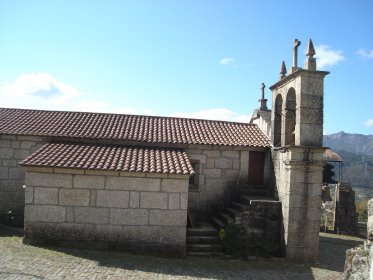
[0,225,364,280]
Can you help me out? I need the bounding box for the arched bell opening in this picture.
[284,88,296,146]
[273,94,283,147]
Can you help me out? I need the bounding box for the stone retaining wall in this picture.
[24,167,189,256]
[0,134,46,225]
[343,198,373,279]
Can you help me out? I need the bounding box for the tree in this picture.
[323,163,337,184]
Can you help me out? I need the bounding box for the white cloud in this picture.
[356,48,373,59]
[1,73,84,110]
[315,45,345,69]
[365,119,373,127]
[0,73,156,116]
[170,108,250,123]
[219,57,234,65]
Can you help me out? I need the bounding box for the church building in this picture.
[0,39,328,260]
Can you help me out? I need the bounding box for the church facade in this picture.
[0,39,327,259]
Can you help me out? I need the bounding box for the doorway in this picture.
[248,151,265,185]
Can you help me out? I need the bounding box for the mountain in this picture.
[324,131,373,156]
[323,132,373,194]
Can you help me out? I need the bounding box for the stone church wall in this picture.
[272,146,324,260]
[186,144,272,222]
[23,167,189,256]
[0,134,46,225]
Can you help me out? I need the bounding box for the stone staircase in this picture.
[187,185,279,256]
[211,186,274,229]
[186,222,224,256]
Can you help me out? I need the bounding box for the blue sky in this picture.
[0,1,372,135]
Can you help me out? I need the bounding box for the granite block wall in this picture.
[272,146,324,260]
[186,144,271,221]
[0,134,46,225]
[24,167,189,256]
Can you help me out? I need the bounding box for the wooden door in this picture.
[248,151,265,185]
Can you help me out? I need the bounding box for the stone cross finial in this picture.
[280,60,287,80]
[292,39,301,73]
[304,38,317,70]
[259,83,268,111]
[261,83,265,99]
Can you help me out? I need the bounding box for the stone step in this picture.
[211,217,225,229]
[225,207,241,219]
[187,235,220,244]
[239,188,269,196]
[187,251,224,257]
[239,195,276,205]
[187,244,222,253]
[217,212,234,225]
[187,227,218,237]
[231,201,251,211]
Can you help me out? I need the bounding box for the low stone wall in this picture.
[186,145,272,222]
[0,134,46,225]
[343,198,373,279]
[23,167,189,256]
[221,200,282,257]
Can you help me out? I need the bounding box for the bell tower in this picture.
[270,39,328,147]
[270,39,329,260]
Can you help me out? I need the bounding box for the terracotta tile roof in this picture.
[0,108,270,147]
[21,142,195,175]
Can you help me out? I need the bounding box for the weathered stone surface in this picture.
[106,177,161,191]
[56,223,95,241]
[59,189,90,206]
[203,169,221,179]
[75,207,109,224]
[0,135,17,140]
[140,192,167,209]
[20,141,36,150]
[149,210,187,226]
[222,151,240,159]
[161,179,188,193]
[94,224,122,241]
[110,208,148,225]
[180,193,188,210]
[233,159,240,170]
[90,190,96,206]
[25,186,33,204]
[96,190,129,208]
[0,147,13,159]
[74,175,105,189]
[54,168,84,175]
[26,172,73,188]
[215,158,233,169]
[188,154,207,164]
[14,149,31,160]
[129,191,140,208]
[202,150,220,158]
[120,226,161,243]
[160,226,186,243]
[66,207,74,222]
[26,166,54,173]
[0,167,8,179]
[25,205,66,222]
[9,167,25,180]
[34,187,58,205]
[206,158,215,168]
[0,140,11,148]
[168,193,180,209]
[368,199,373,241]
